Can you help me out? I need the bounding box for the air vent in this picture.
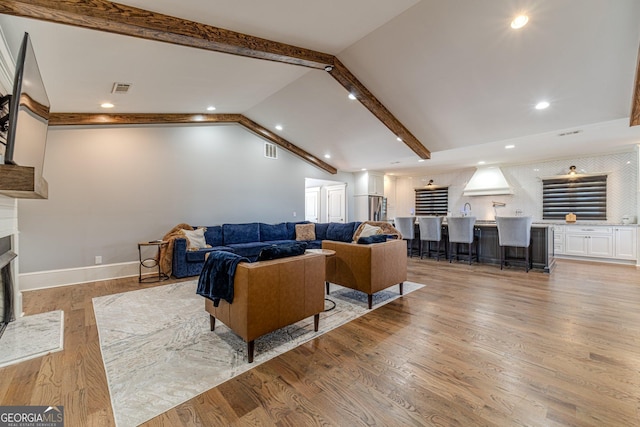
[558,130,582,137]
[264,142,277,159]
[111,82,131,94]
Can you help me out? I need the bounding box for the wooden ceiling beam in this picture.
[49,112,338,174]
[0,0,333,69]
[630,44,640,127]
[237,115,337,174]
[3,0,430,161]
[48,112,242,126]
[328,59,430,159]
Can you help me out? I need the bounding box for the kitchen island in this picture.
[412,221,555,273]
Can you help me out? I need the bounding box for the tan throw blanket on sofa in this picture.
[352,221,402,241]
[159,223,194,277]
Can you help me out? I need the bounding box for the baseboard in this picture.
[555,255,639,267]
[18,261,140,291]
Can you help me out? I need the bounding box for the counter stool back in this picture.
[417,216,446,260]
[496,216,533,272]
[446,216,477,264]
[394,216,416,257]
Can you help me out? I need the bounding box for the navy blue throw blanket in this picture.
[197,251,249,307]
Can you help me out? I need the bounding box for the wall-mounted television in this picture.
[2,32,50,180]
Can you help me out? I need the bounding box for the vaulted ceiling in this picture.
[1,0,639,175]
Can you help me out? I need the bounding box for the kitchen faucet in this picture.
[463,202,471,216]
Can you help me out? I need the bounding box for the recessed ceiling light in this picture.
[396,137,402,142]
[206,106,216,111]
[348,93,357,100]
[361,168,367,171]
[418,159,425,163]
[275,125,283,131]
[324,154,331,159]
[101,102,114,109]
[511,14,529,29]
[535,101,550,110]
[505,144,515,149]
[478,161,486,165]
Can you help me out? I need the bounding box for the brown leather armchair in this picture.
[322,239,407,309]
[204,252,325,362]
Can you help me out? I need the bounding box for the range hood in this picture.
[463,167,513,196]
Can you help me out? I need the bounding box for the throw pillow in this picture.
[295,223,316,241]
[182,228,207,250]
[359,223,383,238]
[357,234,387,244]
[257,242,308,261]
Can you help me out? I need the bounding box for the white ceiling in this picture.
[1,0,639,176]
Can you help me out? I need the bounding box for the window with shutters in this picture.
[542,175,607,220]
[415,187,449,216]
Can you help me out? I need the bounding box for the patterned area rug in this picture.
[93,280,424,426]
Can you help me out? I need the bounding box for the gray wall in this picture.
[17,124,353,273]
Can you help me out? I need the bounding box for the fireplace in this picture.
[0,234,16,339]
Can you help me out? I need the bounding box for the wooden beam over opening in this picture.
[49,113,338,174]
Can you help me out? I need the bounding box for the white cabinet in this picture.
[553,225,565,254]
[563,226,613,258]
[355,171,384,196]
[558,225,639,262]
[614,227,637,260]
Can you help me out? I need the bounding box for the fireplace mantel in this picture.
[0,164,48,199]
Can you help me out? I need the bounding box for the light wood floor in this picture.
[1,258,640,426]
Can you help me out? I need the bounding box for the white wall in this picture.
[395,150,639,222]
[17,124,354,274]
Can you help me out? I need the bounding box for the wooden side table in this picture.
[138,241,170,283]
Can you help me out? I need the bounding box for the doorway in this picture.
[305,178,347,223]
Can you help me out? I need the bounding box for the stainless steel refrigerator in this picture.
[368,195,387,221]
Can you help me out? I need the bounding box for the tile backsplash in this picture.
[398,150,638,223]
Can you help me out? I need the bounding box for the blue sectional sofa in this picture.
[172,221,362,278]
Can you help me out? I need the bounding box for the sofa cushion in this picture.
[259,222,289,242]
[326,222,358,242]
[295,223,316,241]
[359,223,383,238]
[262,239,296,246]
[306,240,323,249]
[314,223,329,240]
[256,242,308,261]
[183,228,207,249]
[226,242,271,259]
[286,221,309,240]
[185,246,235,262]
[223,223,260,245]
[357,234,387,245]
[203,226,223,247]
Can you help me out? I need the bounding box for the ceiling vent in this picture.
[463,167,513,196]
[264,142,277,159]
[558,130,582,137]
[111,82,131,94]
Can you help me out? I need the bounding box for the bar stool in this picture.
[496,216,533,272]
[394,216,416,257]
[417,216,446,260]
[446,216,477,264]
